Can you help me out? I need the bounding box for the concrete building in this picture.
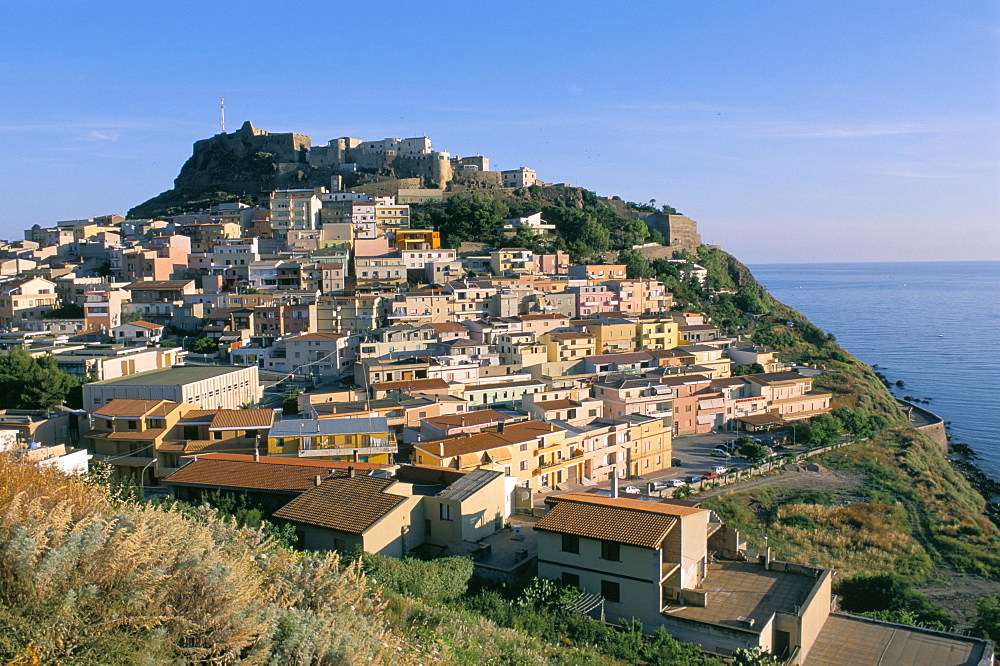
[501,167,537,188]
[534,493,838,662]
[83,365,260,411]
[268,188,324,237]
[0,277,59,328]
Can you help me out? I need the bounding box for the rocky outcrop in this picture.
[128,121,334,219]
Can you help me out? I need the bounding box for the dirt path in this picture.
[919,573,1000,631]
[696,463,864,500]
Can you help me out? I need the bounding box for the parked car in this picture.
[669,478,687,487]
[650,481,669,491]
[622,485,641,494]
[711,448,731,458]
[688,476,703,484]
[712,465,730,475]
[671,457,682,467]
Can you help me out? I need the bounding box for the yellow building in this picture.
[579,318,639,354]
[541,331,597,362]
[266,416,395,464]
[394,228,440,250]
[637,318,680,351]
[413,420,577,492]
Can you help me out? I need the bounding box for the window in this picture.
[561,533,580,554]
[519,460,528,471]
[601,580,620,603]
[601,540,620,562]
[127,420,138,430]
[439,504,453,521]
[562,572,580,588]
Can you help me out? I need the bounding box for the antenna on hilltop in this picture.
[220,97,226,134]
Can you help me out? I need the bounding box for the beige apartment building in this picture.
[83,365,260,411]
[0,277,58,328]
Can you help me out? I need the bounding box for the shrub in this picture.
[362,554,474,604]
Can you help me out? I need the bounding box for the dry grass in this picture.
[770,502,930,577]
[0,454,424,665]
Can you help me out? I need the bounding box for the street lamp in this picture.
[139,457,158,497]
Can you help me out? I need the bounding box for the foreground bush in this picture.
[0,455,418,664]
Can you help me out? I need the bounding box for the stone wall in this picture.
[448,170,505,194]
[353,178,423,198]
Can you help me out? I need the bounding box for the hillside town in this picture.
[0,130,992,665]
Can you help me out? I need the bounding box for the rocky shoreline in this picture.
[949,441,1000,528]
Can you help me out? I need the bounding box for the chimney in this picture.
[314,474,322,486]
[610,467,619,499]
[497,420,505,434]
[253,448,260,461]
[348,465,356,478]
[439,442,444,456]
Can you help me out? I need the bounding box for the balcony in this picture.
[298,446,395,458]
[538,453,583,472]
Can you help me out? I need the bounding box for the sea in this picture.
[750,261,1000,483]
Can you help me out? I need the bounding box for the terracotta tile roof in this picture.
[163,456,379,492]
[429,322,469,333]
[415,420,561,458]
[417,432,510,459]
[517,314,568,321]
[535,494,686,549]
[193,453,386,469]
[422,409,513,429]
[532,399,576,411]
[179,410,216,422]
[290,332,347,340]
[106,428,166,440]
[209,409,275,430]
[93,399,168,418]
[273,474,407,533]
[554,493,708,517]
[495,420,563,442]
[127,320,164,330]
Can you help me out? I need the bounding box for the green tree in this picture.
[189,337,219,353]
[282,388,303,416]
[0,348,80,410]
[43,303,85,319]
[733,363,766,376]
[734,283,769,314]
[618,248,655,279]
[832,407,873,440]
[647,228,667,245]
[733,647,780,666]
[837,574,953,629]
[806,414,842,447]
[738,438,770,465]
[971,594,1000,642]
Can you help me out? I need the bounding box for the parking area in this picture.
[632,430,811,490]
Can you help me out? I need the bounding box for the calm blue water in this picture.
[750,261,1000,482]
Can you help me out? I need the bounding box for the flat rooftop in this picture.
[88,365,253,386]
[804,613,991,666]
[665,561,820,630]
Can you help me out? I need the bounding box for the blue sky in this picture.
[1,1,997,263]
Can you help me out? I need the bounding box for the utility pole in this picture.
[220,97,226,134]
